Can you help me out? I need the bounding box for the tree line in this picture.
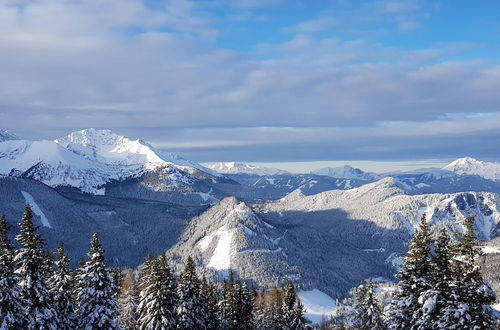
[0,205,308,329]
[322,215,499,329]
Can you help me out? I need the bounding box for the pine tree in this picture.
[48,242,77,330]
[199,276,221,329]
[352,281,384,330]
[177,256,204,329]
[385,214,432,329]
[0,214,26,329]
[117,272,139,330]
[137,254,178,329]
[14,205,59,329]
[281,282,306,330]
[77,233,120,330]
[444,217,497,329]
[239,281,254,330]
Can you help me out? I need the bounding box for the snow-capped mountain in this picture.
[311,165,380,181]
[0,128,220,194]
[443,157,500,181]
[0,129,18,142]
[207,162,289,176]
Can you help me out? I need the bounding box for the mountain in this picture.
[311,165,380,181]
[166,177,500,297]
[0,128,223,196]
[0,129,18,141]
[0,175,206,266]
[443,157,500,181]
[207,162,290,176]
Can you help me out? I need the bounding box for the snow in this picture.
[21,191,51,228]
[0,129,18,142]
[0,128,218,194]
[443,157,500,181]
[297,289,337,324]
[205,162,289,176]
[480,246,500,254]
[311,165,379,181]
[207,225,233,271]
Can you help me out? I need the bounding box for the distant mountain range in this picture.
[1,128,500,299]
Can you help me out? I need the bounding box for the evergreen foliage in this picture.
[352,281,384,330]
[77,233,120,330]
[177,256,204,329]
[117,272,139,330]
[0,214,26,329]
[385,214,432,329]
[137,254,178,329]
[14,205,60,329]
[48,242,77,330]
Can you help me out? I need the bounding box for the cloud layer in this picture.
[1,0,499,162]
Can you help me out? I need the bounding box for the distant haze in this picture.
[204,160,452,174]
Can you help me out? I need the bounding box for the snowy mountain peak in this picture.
[0,129,19,142]
[443,157,500,181]
[207,162,289,176]
[311,165,379,181]
[55,128,164,167]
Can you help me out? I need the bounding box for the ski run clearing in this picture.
[21,191,51,228]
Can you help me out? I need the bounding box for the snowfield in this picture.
[297,289,337,324]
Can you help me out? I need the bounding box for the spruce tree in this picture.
[117,272,139,330]
[177,256,204,329]
[199,276,221,329]
[352,281,384,330]
[77,233,120,330]
[385,214,432,329]
[137,254,177,329]
[14,205,59,329]
[48,242,77,330]
[239,281,254,330]
[281,282,306,330]
[0,214,26,329]
[445,217,497,329]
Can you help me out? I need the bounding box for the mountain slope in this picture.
[311,165,380,181]
[0,128,222,196]
[207,162,289,176]
[443,157,500,181]
[0,129,18,141]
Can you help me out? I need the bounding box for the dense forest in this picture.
[0,206,498,329]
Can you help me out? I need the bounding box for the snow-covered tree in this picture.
[48,242,77,330]
[0,214,26,329]
[199,276,220,329]
[137,254,177,329]
[385,214,432,329]
[117,272,139,330]
[177,256,204,329]
[15,205,59,329]
[352,281,384,330]
[77,233,120,330]
[443,217,497,329]
[281,282,306,330]
[239,281,254,330]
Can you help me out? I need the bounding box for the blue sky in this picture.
[0,0,500,171]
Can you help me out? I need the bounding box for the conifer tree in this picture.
[0,214,26,329]
[117,272,139,330]
[352,281,384,330]
[385,214,432,329]
[48,242,77,330]
[444,217,497,329]
[239,281,254,330]
[14,205,59,329]
[137,254,177,329]
[281,282,306,330]
[199,276,221,329]
[77,233,120,330]
[177,256,204,329]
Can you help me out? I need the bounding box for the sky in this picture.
[1,0,500,171]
